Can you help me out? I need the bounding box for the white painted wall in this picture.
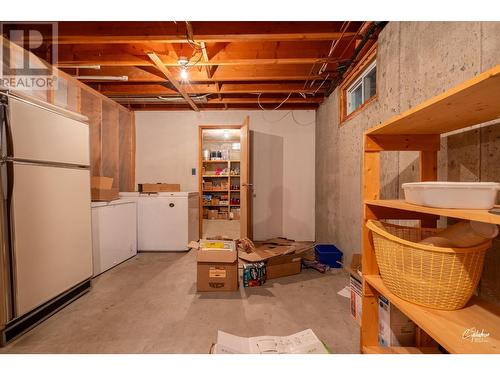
[135,110,316,241]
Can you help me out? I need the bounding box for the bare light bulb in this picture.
[180,67,188,80]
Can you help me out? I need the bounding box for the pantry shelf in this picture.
[365,199,500,225]
[365,65,500,136]
[365,275,500,354]
[361,65,500,355]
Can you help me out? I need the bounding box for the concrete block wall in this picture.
[315,21,500,304]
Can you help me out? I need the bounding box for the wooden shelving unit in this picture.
[361,65,500,354]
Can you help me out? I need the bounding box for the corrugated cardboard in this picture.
[91,187,119,202]
[378,295,416,347]
[91,176,113,190]
[197,242,238,292]
[266,253,302,279]
[350,275,362,325]
[138,183,181,193]
[238,241,312,262]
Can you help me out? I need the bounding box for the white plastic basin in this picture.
[402,181,500,209]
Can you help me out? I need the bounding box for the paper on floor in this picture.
[212,329,329,354]
[337,285,350,298]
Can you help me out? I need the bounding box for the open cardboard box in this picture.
[239,238,314,280]
[196,240,239,292]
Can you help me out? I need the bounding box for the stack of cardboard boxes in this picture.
[195,238,314,292]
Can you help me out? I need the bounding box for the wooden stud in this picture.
[420,149,439,228]
[365,134,441,152]
[146,52,199,111]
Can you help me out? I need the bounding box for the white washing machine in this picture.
[119,191,199,251]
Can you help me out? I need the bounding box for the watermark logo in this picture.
[462,327,490,343]
[0,22,58,90]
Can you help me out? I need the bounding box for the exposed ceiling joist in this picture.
[56,56,343,67]
[46,21,375,110]
[52,32,360,44]
[146,52,199,111]
[96,83,326,96]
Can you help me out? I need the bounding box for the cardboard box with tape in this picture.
[197,240,238,292]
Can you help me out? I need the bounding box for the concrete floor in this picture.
[0,251,359,354]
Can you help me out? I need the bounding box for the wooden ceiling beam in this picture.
[52,33,359,44]
[95,83,326,96]
[146,52,199,111]
[113,97,323,105]
[57,55,343,67]
[57,40,339,60]
[129,103,319,111]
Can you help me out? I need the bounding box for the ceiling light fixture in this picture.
[178,56,189,81]
[180,67,189,80]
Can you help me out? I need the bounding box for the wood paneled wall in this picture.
[2,37,136,192]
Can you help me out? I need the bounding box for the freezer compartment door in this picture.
[11,163,93,317]
[7,97,89,166]
[138,197,188,251]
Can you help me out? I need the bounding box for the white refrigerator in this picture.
[0,91,93,345]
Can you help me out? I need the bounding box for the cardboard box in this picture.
[208,210,218,220]
[378,295,416,347]
[218,212,229,220]
[350,275,362,325]
[197,241,238,292]
[91,188,119,202]
[266,253,302,279]
[138,183,181,193]
[91,176,113,190]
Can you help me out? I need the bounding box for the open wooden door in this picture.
[240,116,252,239]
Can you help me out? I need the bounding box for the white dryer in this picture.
[120,191,199,251]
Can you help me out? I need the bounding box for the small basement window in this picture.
[346,60,376,115]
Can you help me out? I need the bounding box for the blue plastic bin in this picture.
[314,244,343,268]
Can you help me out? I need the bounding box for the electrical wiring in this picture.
[257,92,292,111]
[314,73,330,94]
[291,111,315,126]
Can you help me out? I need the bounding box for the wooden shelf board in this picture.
[230,190,240,192]
[202,175,229,178]
[203,190,228,192]
[203,204,229,207]
[230,204,240,207]
[230,160,240,162]
[229,175,240,177]
[203,160,229,163]
[365,65,500,135]
[362,346,442,354]
[365,199,500,225]
[365,275,500,354]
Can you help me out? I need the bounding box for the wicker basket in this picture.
[366,220,491,310]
